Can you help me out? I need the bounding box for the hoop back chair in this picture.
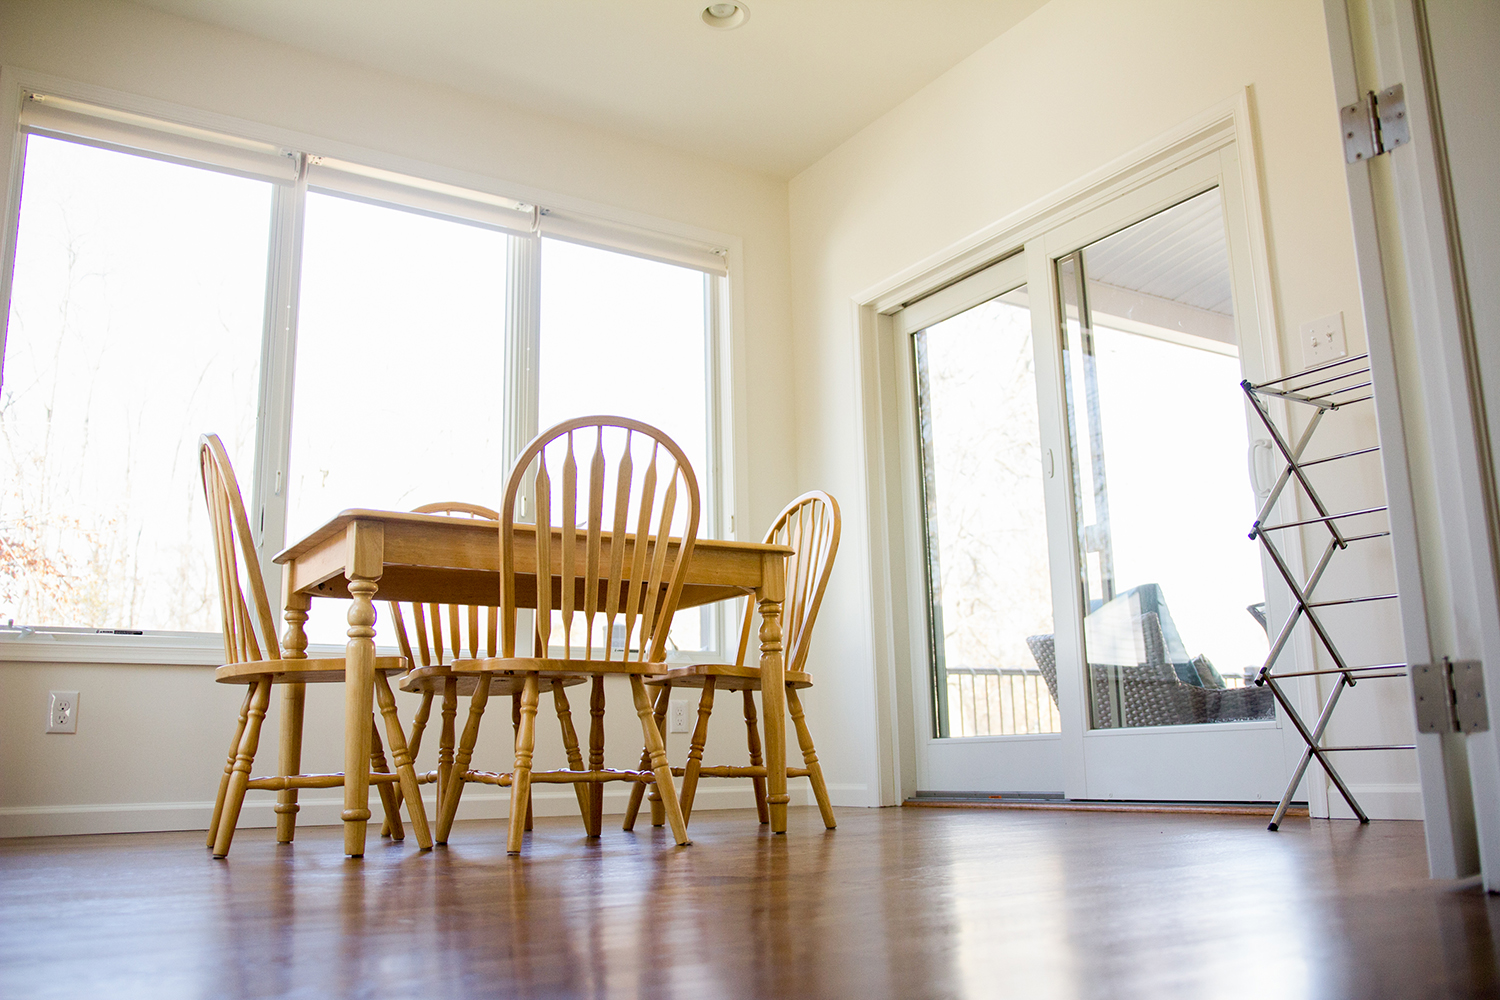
[625,491,841,831]
[436,416,700,854]
[385,501,584,834]
[198,434,429,857]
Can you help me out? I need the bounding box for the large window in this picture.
[1,136,270,632]
[286,193,512,542]
[539,238,711,651]
[0,90,729,654]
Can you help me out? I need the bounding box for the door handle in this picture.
[1248,440,1274,500]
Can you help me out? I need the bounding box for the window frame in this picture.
[0,69,740,664]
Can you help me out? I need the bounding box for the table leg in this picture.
[757,551,789,834]
[281,567,310,660]
[342,520,384,858]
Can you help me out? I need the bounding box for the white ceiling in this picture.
[130,0,1048,178]
[1086,189,1234,316]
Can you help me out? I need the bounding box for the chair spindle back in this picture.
[198,434,280,666]
[500,416,700,664]
[386,502,502,666]
[734,491,841,674]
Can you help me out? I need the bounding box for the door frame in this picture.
[1323,0,1500,883]
[855,90,1318,805]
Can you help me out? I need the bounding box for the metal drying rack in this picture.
[1242,354,1413,830]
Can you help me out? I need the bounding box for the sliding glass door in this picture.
[906,149,1305,802]
[900,253,1071,794]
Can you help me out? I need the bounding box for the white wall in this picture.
[0,0,800,836]
[787,0,1419,815]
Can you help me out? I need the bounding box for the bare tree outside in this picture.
[0,136,268,632]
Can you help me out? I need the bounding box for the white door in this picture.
[907,146,1308,802]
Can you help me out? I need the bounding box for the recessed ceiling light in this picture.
[702,3,749,30]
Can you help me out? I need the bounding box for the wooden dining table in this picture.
[274,509,795,857]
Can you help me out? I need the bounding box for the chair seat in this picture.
[455,657,673,679]
[648,662,814,690]
[401,663,587,696]
[215,656,409,685]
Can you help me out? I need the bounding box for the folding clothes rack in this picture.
[1242,354,1414,831]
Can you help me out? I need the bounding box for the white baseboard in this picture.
[1322,782,1425,821]
[825,782,873,807]
[0,780,833,838]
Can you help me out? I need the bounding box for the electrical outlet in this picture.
[669,700,691,734]
[47,690,79,734]
[1301,312,1348,365]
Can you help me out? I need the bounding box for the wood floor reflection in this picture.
[2,807,1497,999]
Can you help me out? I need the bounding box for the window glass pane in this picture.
[538,239,706,482]
[1058,189,1273,730]
[538,238,709,651]
[915,286,1061,737]
[286,192,509,645]
[1,135,270,631]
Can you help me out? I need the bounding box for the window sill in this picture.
[0,629,226,666]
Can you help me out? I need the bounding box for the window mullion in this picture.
[703,272,727,652]
[0,131,26,392]
[503,232,541,471]
[252,153,309,620]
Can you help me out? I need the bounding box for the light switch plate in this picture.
[1301,312,1347,365]
[47,690,79,734]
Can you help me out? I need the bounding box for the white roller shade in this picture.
[19,93,298,183]
[305,156,539,236]
[540,209,729,276]
[18,93,729,274]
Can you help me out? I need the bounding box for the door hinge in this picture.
[1341,83,1411,163]
[1412,657,1488,734]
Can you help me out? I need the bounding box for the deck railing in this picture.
[945,667,1061,737]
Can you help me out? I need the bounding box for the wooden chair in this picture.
[624,491,840,831]
[383,501,583,834]
[435,416,699,854]
[198,434,430,857]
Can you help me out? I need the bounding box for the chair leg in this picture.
[788,687,836,829]
[275,682,305,844]
[369,718,404,841]
[437,674,491,844]
[680,677,716,825]
[438,679,457,806]
[375,671,432,849]
[551,679,594,833]
[386,687,433,837]
[512,693,533,832]
[630,675,689,846]
[213,678,272,859]
[588,677,606,837]
[209,685,254,850]
[647,682,671,828]
[623,683,670,831]
[508,675,541,854]
[408,689,434,766]
[743,690,770,825]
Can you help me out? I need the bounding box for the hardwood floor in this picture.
[2,807,1496,999]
